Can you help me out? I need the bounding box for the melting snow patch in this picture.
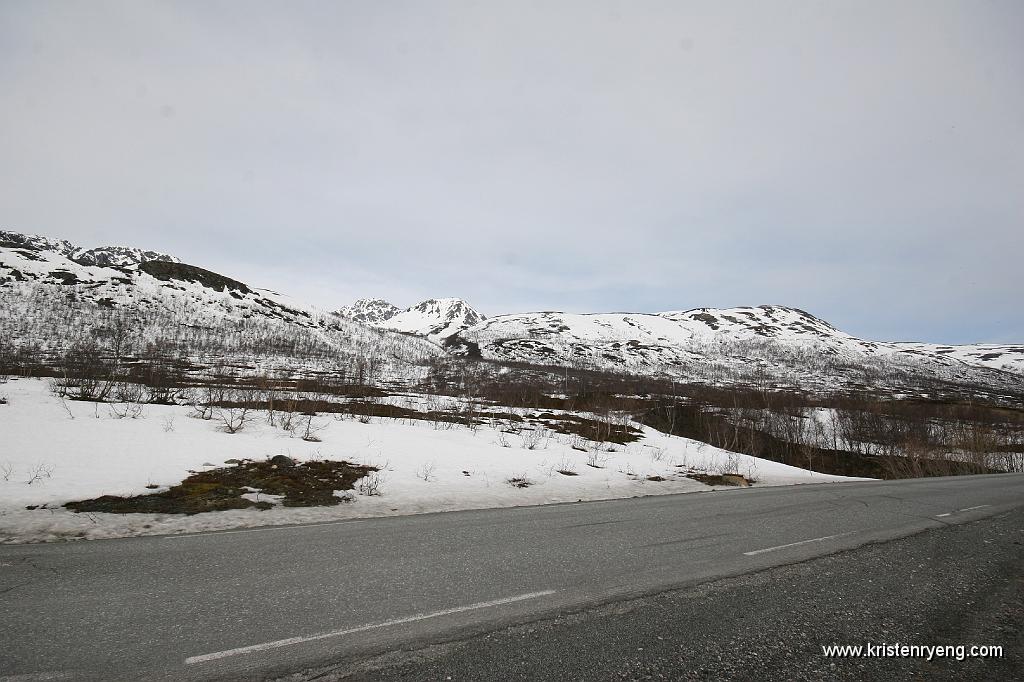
[0,378,866,543]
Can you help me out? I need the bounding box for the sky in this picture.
[1,1,1021,344]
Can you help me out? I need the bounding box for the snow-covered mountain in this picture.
[1,230,179,268]
[3,230,1021,395]
[0,232,440,384]
[333,298,401,325]
[446,306,875,364]
[891,342,1024,376]
[330,290,1023,392]
[382,298,485,341]
[442,305,1024,392]
[336,297,485,342]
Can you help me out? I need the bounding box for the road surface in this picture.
[1,473,1022,680]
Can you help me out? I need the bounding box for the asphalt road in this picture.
[1,474,1022,681]
[324,506,1023,682]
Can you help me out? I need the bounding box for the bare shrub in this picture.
[586,450,609,468]
[217,405,249,434]
[108,381,146,419]
[519,427,549,450]
[53,340,115,402]
[109,400,145,420]
[1,461,12,481]
[555,456,578,476]
[568,433,589,451]
[276,395,300,431]
[214,389,251,434]
[415,461,437,482]
[53,391,75,420]
[506,474,533,488]
[189,385,217,420]
[358,471,384,496]
[26,463,54,485]
[712,452,742,476]
[300,414,325,442]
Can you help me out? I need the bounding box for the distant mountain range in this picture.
[333,298,1024,380]
[442,307,1024,385]
[2,230,1022,394]
[335,298,485,342]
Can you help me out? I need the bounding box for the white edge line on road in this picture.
[164,518,367,539]
[937,513,952,517]
[743,531,856,557]
[184,589,557,665]
[958,505,990,512]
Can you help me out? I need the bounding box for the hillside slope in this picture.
[0,233,439,385]
[444,306,1023,394]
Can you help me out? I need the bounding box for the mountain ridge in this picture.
[0,230,180,268]
[335,296,485,342]
[0,230,441,385]
[2,230,1022,393]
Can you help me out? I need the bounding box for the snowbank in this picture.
[0,378,862,542]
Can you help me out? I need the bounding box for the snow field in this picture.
[0,378,863,543]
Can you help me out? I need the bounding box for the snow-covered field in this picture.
[0,378,863,543]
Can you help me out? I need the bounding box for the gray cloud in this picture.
[1,0,1021,342]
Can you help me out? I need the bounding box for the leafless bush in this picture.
[108,381,146,419]
[452,400,481,434]
[415,461,437,482]
[495,430,511,448]
[586,450,609,468]
[109,400,145,420]
[1,461,12,481]
[712,452,742,476]
[504,420,524,435]
[647,446,666,462]
[217,405,250,434]
[51,340,116,402]
[568,433,589,451]
[162,415,176,433]
[214,388,252,434]
[358,471,384,496]
[300,414,325,442]
[53,391,75,420]
[25,462,54,485]
[555,456,578,476]
[189,385,217,420]
[519,427,549,450]
[506,474,533,488]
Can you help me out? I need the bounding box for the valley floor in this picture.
[0,378,861,543]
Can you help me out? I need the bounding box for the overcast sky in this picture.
[1,1,1021,343]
